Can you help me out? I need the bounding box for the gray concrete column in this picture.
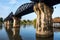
[6,21,10,29]
[13,17,20,28]
[7,21,10,26]
[33,2,53,37]
[4,21,7,27]
[5,20,11,29]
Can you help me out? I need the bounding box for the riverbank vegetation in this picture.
[20,18,37,27]
[0,17,3,24]
[32,18,36,28]
[20,20,32,25]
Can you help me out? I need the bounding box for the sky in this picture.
[0,0,60,20]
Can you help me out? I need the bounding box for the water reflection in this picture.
[0,24,60,40]
[0,24,2,30]
[36,36,53,40]
[20,25,36,40]
[23,24,26,28]
[5,26,22,40]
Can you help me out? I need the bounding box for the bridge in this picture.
[4,0,60,37]
[4,12,13,28]
[4,12,13,21]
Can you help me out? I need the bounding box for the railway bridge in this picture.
[4,0,60,37]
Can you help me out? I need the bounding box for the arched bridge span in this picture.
[14,0,60,18]
[14,2,35,17]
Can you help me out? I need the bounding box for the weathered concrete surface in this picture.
[13,17,20,28]
[4,21,12,29]
[33,2,53,37]
[5,21,10,27]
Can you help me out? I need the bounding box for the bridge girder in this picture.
[15,2,35,17]
[31,0,60,6]
[4,12,13,21]
[14,0,60,17]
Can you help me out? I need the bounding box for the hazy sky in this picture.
[0,0,60,20]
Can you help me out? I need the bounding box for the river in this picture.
[0,24,60,40]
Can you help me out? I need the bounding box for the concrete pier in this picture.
[4,21,10,29]
[4,21,7,27]
[33,3,53,37]
[4,20,12,29]
[13,17,20,28]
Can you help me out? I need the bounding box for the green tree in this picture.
[0,17,3,23]
[33,18,36,28]
[27,20,32,24]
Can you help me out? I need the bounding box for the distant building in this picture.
[52,17,60,27]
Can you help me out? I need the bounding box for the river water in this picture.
[0,24,60,40]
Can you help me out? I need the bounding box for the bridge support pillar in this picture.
[7,21,10,29]
[7,21,10,26]
[13,17,20,28]
[4,21,7,27]
[4,20,11,29]
[33,3,53,37]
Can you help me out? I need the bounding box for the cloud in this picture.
[9,0,18,4]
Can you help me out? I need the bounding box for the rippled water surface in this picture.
[0,24,60,40]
